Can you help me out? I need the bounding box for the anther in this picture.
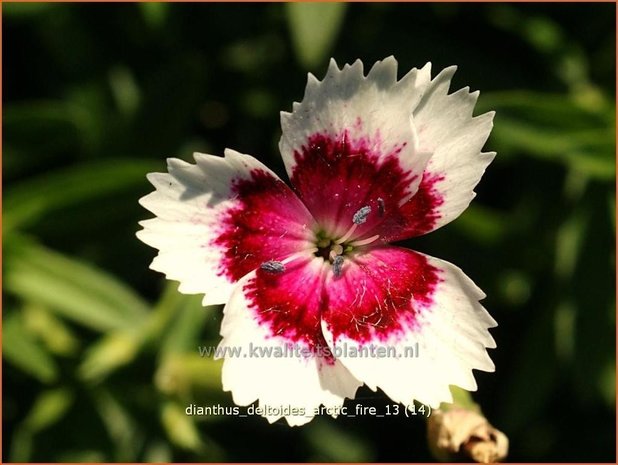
[377,198,385,217]
[336,205,372,245]
[260,260,285,274]
[352,205,372,225]
[332,255,344,277]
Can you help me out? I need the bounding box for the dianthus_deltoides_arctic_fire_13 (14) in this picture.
[136,56,498,427]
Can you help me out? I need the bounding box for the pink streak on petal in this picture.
[244,257,335,363]
[213,169,314,281]
[323,247,442,344]
[290,128,417,238]
[375,172,446,242]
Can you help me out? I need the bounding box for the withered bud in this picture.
[427,407,509,463]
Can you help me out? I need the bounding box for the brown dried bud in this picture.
[427,407,509,463]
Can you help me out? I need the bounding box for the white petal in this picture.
[218,260,361,426]
[137,150,315,305]
[321,248,496,409]
[411,66,496,233]
[279,57,433,208]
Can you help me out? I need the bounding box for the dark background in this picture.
[3,2,616,462]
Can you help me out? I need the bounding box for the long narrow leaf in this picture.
[5,235,149,332]
[3,314,58,383]
[4,159,160,232]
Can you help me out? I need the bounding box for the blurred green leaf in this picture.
[554,301,576,363]
[240,89,277,120]
[599,361,616,408]
[479,91,612,128]
[161,401,204,452]
[3,313,59,383]
[143,281,187,344]
[570,187,615,408]
[79,332,140,382]
[57,450,106,462]
[523,16,563,53]
[224,35,285,74]
[139,2,170,29]
[492,117,614,179]
[92,389,142,461]
[5,235,149,332]
[23,388,74,432]
[143,441,172,463]
[2,2,58,19]
[286,3,347,69]
[9,429,33,463]
[160,295,210,356]
[447,385,481,412]
[155,353,223,398]
[486,5,592,91]
[109,66,141,118]
[479,91,615,180]
[554,209,587,279]
[4,159,159,232]
[498,269,532,307]
[22,304,80,356]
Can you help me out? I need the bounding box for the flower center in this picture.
[260,205,383,278]
[312,205,381,277]
[315,236,348,260]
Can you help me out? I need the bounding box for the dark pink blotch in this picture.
[244,258,335,363]
[244,249,441,356]
[375,172,446,242]
[213,169,311,282]
[290,130,417,238]
[323,247,442,344]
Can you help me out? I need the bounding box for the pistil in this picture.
[328,243,344,260]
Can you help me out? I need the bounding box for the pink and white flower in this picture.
[137,57,497,426]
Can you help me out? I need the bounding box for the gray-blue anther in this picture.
[377,198,385,217]
[352,205,372,225]
[332,255,344,277]
[260,260,285,274]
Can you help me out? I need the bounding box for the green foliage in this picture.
[6,235,149,331]
[3,313,59,383]
[4,159,159,232]
[286,3,347,69]
[3,3,615,462]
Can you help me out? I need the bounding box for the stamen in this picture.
[335,205,372,244]
[334,224,357,245]
[377,197,385,217]
[260,260,285,274]
[350,234,381,247]
[352,205,372,225]
[332,255,344,277]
